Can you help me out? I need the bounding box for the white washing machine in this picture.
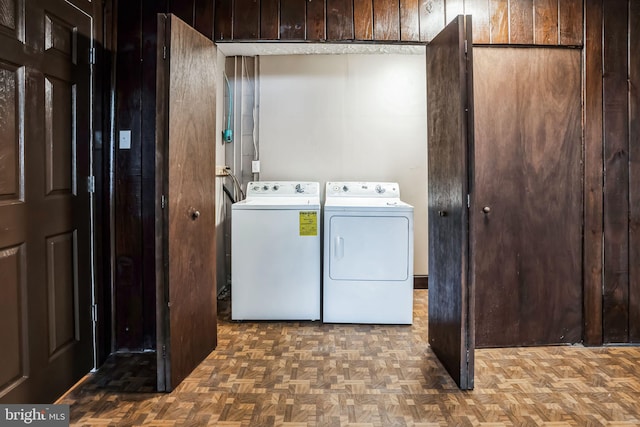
[232,181,320,320]
[323,182,414,324]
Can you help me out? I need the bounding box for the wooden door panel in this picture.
[0,0,92,403]
[426,15,474,390]
[306,0,326,41]
[233,0,259,39]
[473,47,582,347]
[44,76,74,194]
[354,0,373,40]
[0,61,22,202]
[373,0,399,40]
[156,14,217,392]
[260,0,279,39]
[0,0,22,41]
[327,0,354,40]
[280,0,306,40]
[46,232,78,356]
[0,246,27,396]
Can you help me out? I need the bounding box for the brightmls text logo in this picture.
[0,405,69,426]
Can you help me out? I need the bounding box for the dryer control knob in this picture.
[342,185,349,192]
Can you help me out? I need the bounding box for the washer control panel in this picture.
[326,182,400,198]
[246,181,319,197]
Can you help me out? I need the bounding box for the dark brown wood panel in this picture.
[233,0,260,39]
[307,0,326,41]
[92,0,110,367]
[0,0,92,403]
[489,0,508,43]
[630,0,640,343]
[0,0,16,31]
[509,0,533,44]
[214,0,232,40]
[168,0,194,27]
[400,0,419,41]
[533,0,558,44]
[473,47,582,348]
[354,0,373,40]
[373,0,400,40]
[0,62,20,202]
[141,0,168,351]
[559,0,582,45]
[156,14,217,392]
[427,15,474,390]
[419,0,445,42]
[280,0,306,39]
[0,34,26,399]
[194,0,214,39]
[602,0,630,344]
[114,0,143,351]
[327,0,354,40]
[465,0,490,43]
[260,0,279,39]
[582,0,604,346]
[0,0,21,42]
[0,247,24,395]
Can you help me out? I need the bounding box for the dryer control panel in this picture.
[326,182,400,198]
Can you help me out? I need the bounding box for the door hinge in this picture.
[464,40,468,54]
[89,47,96,64]
[162,45,167,60]
[91,304,98,322]
[162,345,167,358]
[161,195,166,209]
[467,194,470,208]
[87,176,95,193]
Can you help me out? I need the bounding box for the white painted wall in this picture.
[258,54,429,275]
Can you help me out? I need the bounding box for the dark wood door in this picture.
[155,14,218,392]
[0,0,93,403]
[472,48,582,347]
[426,15,475,390]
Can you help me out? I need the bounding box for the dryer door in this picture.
[328,215,410,281]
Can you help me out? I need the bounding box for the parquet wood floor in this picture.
[60,290,640,426]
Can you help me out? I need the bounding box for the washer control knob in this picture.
[263,185,269,191]
[375,184,386,194]
[342,185,349,192]
[272,185,279,191]
[295,184,304,193]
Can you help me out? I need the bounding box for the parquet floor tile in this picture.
[60,290,640,426]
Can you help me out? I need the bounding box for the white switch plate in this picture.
[252,160,260,173]
[119,130,131,150]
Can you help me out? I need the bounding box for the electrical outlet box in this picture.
[119,130,131,149]
[252,160,260,173]
[215,165,229,176]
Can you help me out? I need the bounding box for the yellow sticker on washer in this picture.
[299,211,318,236]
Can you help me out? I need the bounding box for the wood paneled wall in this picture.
[212,0,583,45]
[597,0,640,344]
[108,0,639,351]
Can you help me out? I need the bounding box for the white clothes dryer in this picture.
[323,182,414,324]
[232,181,321,321]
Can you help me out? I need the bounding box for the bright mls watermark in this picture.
[0,405,69,426]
